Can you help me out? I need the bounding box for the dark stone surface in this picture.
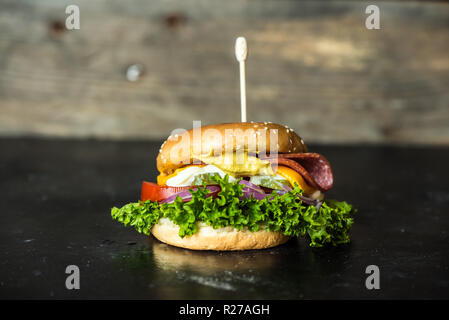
[0,138,448,299]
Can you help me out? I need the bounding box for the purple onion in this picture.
[161,181,323,212]
[238,180,323,211]
[161,185,220,204]
[238,180,268,200]
[238,180,265,194]
[275,190,288,196]
[297,195,318,206]
[241,189,268,201]
[297,194,323,211]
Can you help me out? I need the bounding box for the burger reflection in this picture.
[150,236,287,274]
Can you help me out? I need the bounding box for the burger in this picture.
[111,122,354,250]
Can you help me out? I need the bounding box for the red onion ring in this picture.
[161,185,220,204]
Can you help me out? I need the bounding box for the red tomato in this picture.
[141,181,192,202]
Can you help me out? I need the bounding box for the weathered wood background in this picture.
[0,0,448,144]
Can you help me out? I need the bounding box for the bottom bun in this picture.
[151,218,290,251]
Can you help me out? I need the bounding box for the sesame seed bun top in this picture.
[157,122,307,175]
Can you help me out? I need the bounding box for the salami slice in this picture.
[263,153,334,192]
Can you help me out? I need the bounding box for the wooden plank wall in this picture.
[0,0,448,144]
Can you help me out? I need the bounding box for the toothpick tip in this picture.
[235,37,247,62]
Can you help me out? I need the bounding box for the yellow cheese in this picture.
[275,166,316,195]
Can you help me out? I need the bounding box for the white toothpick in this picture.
[235,37,248,122]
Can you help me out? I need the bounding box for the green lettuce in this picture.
[111,175,355,247]
[249,175,291,190]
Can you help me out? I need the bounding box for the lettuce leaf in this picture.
[111,175,355,247]
[191,172,223,186]
[249,175,291,190]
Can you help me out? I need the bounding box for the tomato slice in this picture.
[141,181,193,202]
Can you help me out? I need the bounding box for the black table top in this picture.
[1,138,448,299]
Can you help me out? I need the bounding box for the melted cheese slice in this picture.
[275,166,317,196]
[158,164,237,187]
